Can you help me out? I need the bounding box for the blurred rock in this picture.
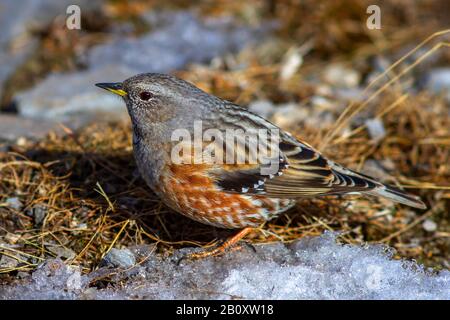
[365,56,392,86]
[102,248,136,269]
[424,68,450,102]
[270,100,336,129]
[422,219,437,232]
[4,233,20,245]
[323,63,361,88]
[0,252,19,269]
[310,96,334,110]
[0,42,37,100]
[271,103,308,128]
[0,0,101,98]
[0,114,66,141]
[14,11,268,124]
[365,118,386,141]
[247,99,276,118]
[362,159,391,181]
[15,65,136,123]
[90,12,266,73]
[5,197,22,210]
[335,88,366,102]
[279,47,303,80]
[0,0,100,46]
[47,246,76,260]
[27,204,48,226]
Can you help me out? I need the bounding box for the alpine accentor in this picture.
[96,73,425,257]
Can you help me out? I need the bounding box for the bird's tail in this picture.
[365,184,426,209]
[329,162,427,209]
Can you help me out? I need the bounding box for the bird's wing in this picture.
[194,101,425,208]
[208,135,379,197]
[204,102,379,198]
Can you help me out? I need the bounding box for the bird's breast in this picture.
[157,163,296,228]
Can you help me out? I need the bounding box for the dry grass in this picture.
[0,0,449,282]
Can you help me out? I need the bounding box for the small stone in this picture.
[323,63,361,88]
[425,68,450,92]
[335,88,365,101]
[279,47,303,80]
[5,197,22,210]
[271,103,308,128]
[0,254,19,269]
[0,114,64,142]
[4,233,20,244]
[424,68,450,103]
[102,248,136,269]
[27,204,48,226]
[315,84,333,96]
[362,160,389,181]
[365,118,386,141]
[16,137,27,146]
[422,219,437,232]
[380,159,395,171]
[17,271,30,279]
[47,246,76,260]
[311,96,334,110]
[247,100,276,118]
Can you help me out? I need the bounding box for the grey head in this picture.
[96,73,221,130]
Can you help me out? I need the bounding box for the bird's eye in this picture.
[139,91,153,101]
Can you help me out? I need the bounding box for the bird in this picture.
[96,73,426,258]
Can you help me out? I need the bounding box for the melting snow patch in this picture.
[1,232,448,300]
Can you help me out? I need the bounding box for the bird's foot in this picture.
[177,227,253,263]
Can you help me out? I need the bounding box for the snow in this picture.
[1,232,448,300]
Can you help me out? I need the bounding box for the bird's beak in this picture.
[95,82,127,97]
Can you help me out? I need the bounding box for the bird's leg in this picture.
[187,227,254,260]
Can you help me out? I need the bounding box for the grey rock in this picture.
[0,0,100,47]
[89,12,266,73]
[0,114,66,141]
[0,0,101,98]
[102,248,136,269]
[422,219,437,232]
[323,63,361,88]
[0,40,38,99]
[15,65,136,122]
[271,103,308,128]
[424,68,450,102]
[247,99,276,119]
[0,253,19,269]
[47,246,76,260]
[335,87,366,101]
[5,197,22,210]
[14,11,268,124]
[271,101,336,129]
[365,118,386,141]
[27,204,48,226]
[279,46,304,80]
[362,159,391,181]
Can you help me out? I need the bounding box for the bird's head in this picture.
[95,73,215,125]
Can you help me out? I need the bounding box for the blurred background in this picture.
[0,0,449,279]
